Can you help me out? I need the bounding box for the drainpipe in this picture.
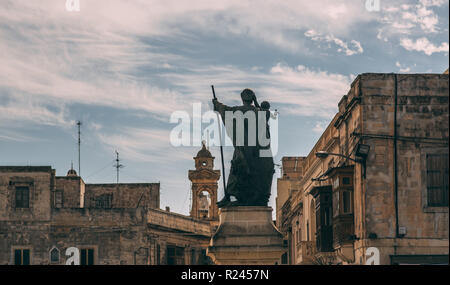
[393,74,400,238]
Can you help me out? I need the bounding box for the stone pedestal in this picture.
[207,206,286,265]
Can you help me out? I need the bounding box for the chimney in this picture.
[165,206,170,212]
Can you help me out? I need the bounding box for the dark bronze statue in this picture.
[213,88,275,207]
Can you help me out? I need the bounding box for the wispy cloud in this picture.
[160,62,353,118]
[97,127,193,163]
[400,37,449,55]
[304,29,364,56]
[0,93,74,128]
[312,121,329,134]
[395,61,413,72]
[376,0,448,51]
[0,129,36,142]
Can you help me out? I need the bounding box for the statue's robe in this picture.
[213,100,274,206]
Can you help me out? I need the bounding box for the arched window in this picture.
[50,247,60,263]
[306,222,310,241]
[198,191,211,219]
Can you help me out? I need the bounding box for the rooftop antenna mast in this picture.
[76,121,82,176]
[114,150,124,184]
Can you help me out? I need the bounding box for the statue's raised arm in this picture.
[212,98,234,123]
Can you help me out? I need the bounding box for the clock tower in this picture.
[188,142,220,220]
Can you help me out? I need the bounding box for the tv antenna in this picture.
[114,150,124,184]
[76,121,82,176]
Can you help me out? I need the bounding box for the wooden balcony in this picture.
[333,214,354,248]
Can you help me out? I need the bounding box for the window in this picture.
[324,207,331,226]
[167,246,184,265]
[306,222,310,241]
[281,253,288,265]
[156,244,160,265]
[198,249,210,265]
[15,187,29,208]
[190,249,196,265]
[342,191,352,213]
[54,191,63,208]
[426,154,449,207]
[342,177,351,185]
[198,191,211,219]
[50,247,60,263]
[14,249,30,265]
[95,194,113,209]
[80,248,95,265]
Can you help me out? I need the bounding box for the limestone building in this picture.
[277,72,449,265]
[0,145,219,265]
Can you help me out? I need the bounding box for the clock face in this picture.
[202,161,207,166]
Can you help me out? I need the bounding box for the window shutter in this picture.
[427,154,449,207]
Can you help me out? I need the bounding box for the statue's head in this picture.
[240,88,255,105]
[261,101,270,110]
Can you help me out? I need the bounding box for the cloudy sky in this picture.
[0,0,448,215]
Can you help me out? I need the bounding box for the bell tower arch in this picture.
[188,142,220,221]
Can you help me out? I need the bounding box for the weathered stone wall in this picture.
[0,166,54,222]
[0,167,213,265]
[276,179,294,228]
[0,208,149,265]
[276,157,305,227]
[396,74,448,239]
[55,177,83,208]
[146,208,216,265]
[84,183,160,209]
[0,221,52,265]
[0,206,213,265]
[281,157,305,180]
[358,74,448,236]
[147,208,212,236]
[355,73,448,264]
